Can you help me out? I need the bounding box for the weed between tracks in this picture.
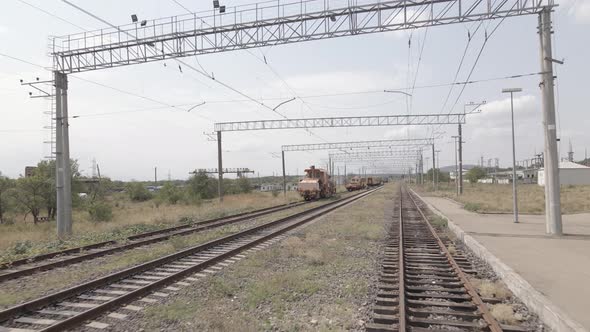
[137,186,394,331]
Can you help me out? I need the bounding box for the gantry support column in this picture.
[282,151,287,198]
[54,71,72,238]
[539,8,562,235]
[217,131,223,202]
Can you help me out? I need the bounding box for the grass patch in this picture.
[429,215,448,228]
[447,244,457,255]
[414,183,590,214]
[464,202,482,212]
[490,303,519,324]
[471,278,512,299]
[0,191,305,264]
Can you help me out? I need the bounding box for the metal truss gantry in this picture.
[214,114,462,200]
[280,137,432,195]
[52,0,553,73]
[214,114,465,132]
[335,159,418,179]
[281,138,433,152]
[330,149,424,160]
[49,0,562,237]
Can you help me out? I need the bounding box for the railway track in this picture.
[366,186,526,332]
[0,201,307,283]
[0,188,379,332]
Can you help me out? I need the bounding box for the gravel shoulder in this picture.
[112,186,395,332]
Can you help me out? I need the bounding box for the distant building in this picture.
[538,161,590,186]
[449,169,469,181]
[24,166,37,178]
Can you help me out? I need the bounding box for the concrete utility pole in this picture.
[431,144,436,190]
[502,87,522,223]
[435,150,441,190]
[420,153,424,184]
[217,131,223,202]
[452,136,459,195]
[55,71,72,238]
[539,8,562,235]
[458,124,464,195]
[154,167,158,186]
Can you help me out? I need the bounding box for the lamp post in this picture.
[502,88,522,223]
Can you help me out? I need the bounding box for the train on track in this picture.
[297,166,336,201]
[366,176,383,187]
[345,176,366,191]
[345,176,383,191]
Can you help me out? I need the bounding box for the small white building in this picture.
[538,161,590,186]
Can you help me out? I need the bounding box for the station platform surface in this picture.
[422,196,590,330]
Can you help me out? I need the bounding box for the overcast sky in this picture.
[1,0,589,180]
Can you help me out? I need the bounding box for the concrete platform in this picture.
[421,196,589,332]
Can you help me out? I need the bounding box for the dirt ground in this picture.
[110,185,394,331]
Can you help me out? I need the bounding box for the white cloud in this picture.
[0,26,7,34]
[560,0,590,23]
[472,94,539,131]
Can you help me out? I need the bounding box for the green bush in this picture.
[157,183,184,205]
[187,171,217,199]
[236,177,252,194]
[466,167,486,184]
[88,202,114,222]
[126,183,152,201]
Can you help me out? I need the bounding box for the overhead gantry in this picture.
[49,0,561,237]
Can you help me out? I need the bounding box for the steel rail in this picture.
[397,187,407,331]
[406,187,503,332]
[0,188,379,331]
[0,201,307,282]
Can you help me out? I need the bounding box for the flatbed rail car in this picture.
[297,166,336,200]
[345,176,366,191]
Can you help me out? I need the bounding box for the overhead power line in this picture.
[15,0,86,30]
[0,51,212,121]
[167,0,328,143]
[62,0,292,121]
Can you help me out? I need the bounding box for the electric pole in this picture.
[539,8,562,235]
